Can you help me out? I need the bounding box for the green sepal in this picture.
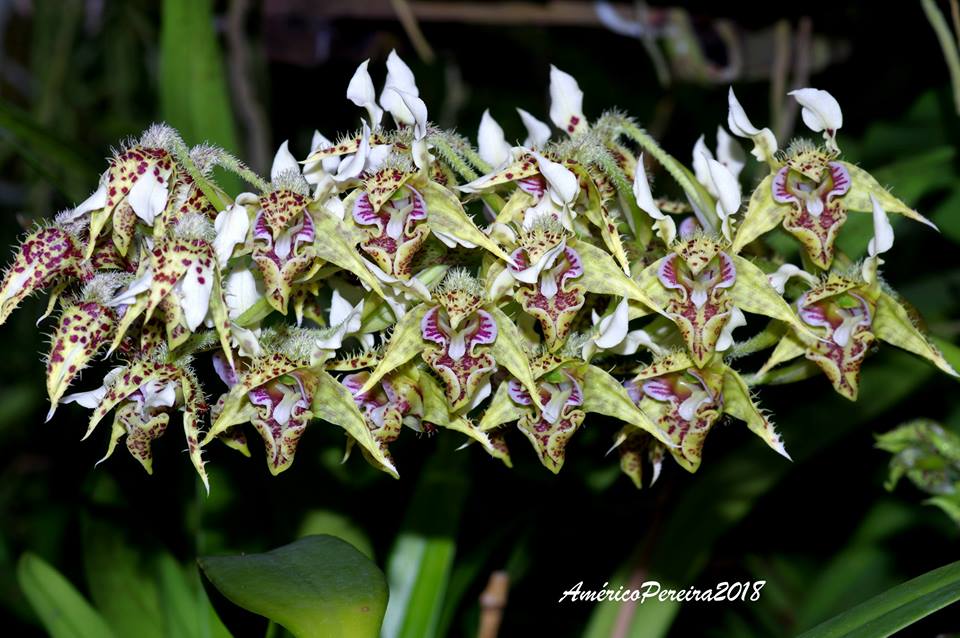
[578,363,672,446]
[574,240,658,310]
[839,161,938,228]
[488,306,541,407]
[721,367,790,459]
[418,180,513,262]
[873,291,958,378]
[312,213,386,298]
[359,304,429,394]
[731,174,786,254]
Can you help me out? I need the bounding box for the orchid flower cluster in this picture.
[1,52,955,492]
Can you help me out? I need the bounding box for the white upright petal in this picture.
[727,87,760,137]
[107,268,153,307]
[384,49,419,95]
[334,123,371,182]
[270,140,300,182]
[703,158,741,221]
[632,154,664,220]
[715,126,746,179]
[867,194,894,257]
[692,136,714,189]
[127,169,169,225]
[517,108,551,147]
[727,87,778,162]
[532,152,578,204]
[346,60,383,126]
[478,110,511,168]
[548,65,586,135]
[213,203,250,268]
[380,87,428,138]
[790,87,842,151]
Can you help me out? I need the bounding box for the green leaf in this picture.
[797,559,960,638]
[159,0,240,192]
[157,554,231,638]
[383,442,469,638]
[81,518,163,638]
[17,552,117,638]
[199,535,388,638]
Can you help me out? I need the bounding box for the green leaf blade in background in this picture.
[198,534,388,638]
[797,559,960,638]
[17,552,116,638]
[159,0,241,193]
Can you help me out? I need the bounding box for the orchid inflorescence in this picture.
[2,52,955,491]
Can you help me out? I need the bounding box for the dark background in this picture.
[1,1,960,636]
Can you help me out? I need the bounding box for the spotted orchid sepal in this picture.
[103,215,234,368]
[759,271,957,400]
[635,235,811,366]
[0,224,92,325]
[732,140,936,267]
[64,352,211,491]
[625,351,789,472]
[44,275,129,419]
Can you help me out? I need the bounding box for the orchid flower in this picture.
[623,351,789,472]
[636,235,810,366]
[729,90,936,268]
[726,88,777,164]
[759,201,957,399]
[342,369,423,471]
[62,353,211,490]
[478,351,671,473]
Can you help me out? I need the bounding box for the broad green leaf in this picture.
[199,535,388,638]
[797,559,960,638]
[17,552,116,638]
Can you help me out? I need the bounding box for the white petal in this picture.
[512,240,565,284]
[107,268,153,307]
[179,264,213,331]
[224,268,263,319]
[517,108,551,147]
[270,140,300,182]
[532,152,578,204]
[716,126,746,179]
[142,380,177,410]
[272,385,300,427]
[548,65,586,135]
[595,299,630,349]
[703,158,741,221]
[715,307,747,352]
[727,87,778,162]
[448,330,467,361]
[69,181,108,219]
[334,124,371,182]
[789,88,842,133]
[127,169,169,225]
[692,135,714,190]
[380,87,428,138]
[539,271,558,299]
[61,385,109,409]
[232,324,262,357]
[346,60,383,126]
[727,87,761,137]
[213,203,250,268]
[632,154,665,220]
[767,263,814,294]
[384,49,419,95]
[328,288,356,327]
[478,110,511,168]
[867,194,894,257]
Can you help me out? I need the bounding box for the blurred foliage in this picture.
[1,1,960,637]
